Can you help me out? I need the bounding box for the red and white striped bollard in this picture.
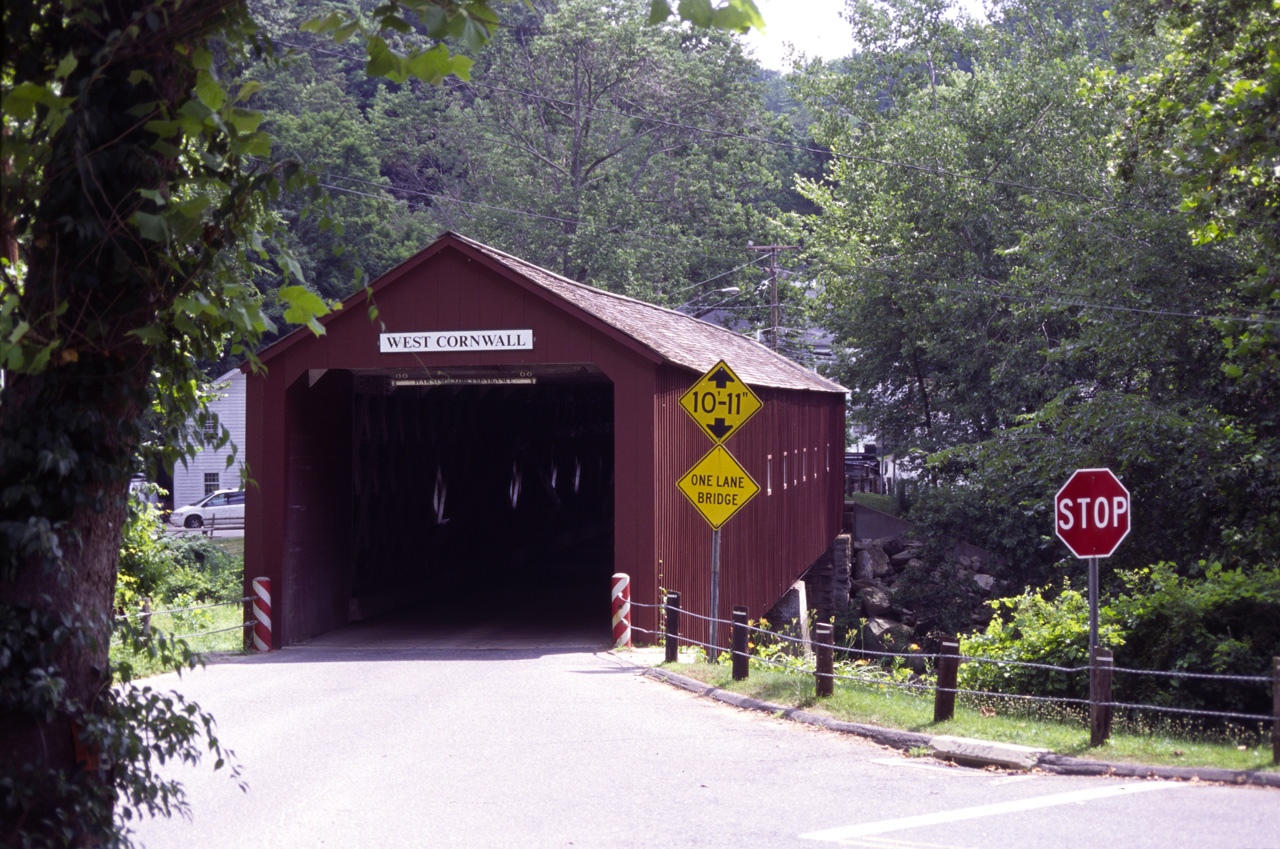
[252,577,272,651]
[611,573,631,648]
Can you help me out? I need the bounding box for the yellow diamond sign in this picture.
[677,445,761,529]
[679,360,762,445]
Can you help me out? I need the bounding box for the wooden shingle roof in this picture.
[452,233,845,395]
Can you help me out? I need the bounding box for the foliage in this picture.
[117,498,242,609]
[791,0,1280,582]
[1111,0,1280,406]
[432,0,792,302]
[1109,562,1280,717]
[958,584,1124,703]
[960,564,1280,722]
[0,605,240,847]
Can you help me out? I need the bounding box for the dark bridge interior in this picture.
[345,366,615,640]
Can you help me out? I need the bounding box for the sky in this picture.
[742,0,988,71]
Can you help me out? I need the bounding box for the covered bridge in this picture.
[243,233,846,647]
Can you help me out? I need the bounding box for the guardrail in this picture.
[630,591,1280,762]
[166,515,245,536]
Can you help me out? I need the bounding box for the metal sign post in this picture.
[1054,468,1131,747]
[1088,556,1099,658]
[709,528,722,662]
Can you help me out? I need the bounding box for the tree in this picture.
[791,0,1273,598]
[427,0,790,302]
[0,1,760,842]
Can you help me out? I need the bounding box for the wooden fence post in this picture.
[814,622,834,698]
[731,606,749,681]
[934,639,960,723]
[1090,646,1114,747]
[664,591,681,664]
[1272,656,1278,765]
[140,599,152,644]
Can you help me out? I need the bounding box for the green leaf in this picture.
[227,107,263,134]
[677,0,713,28]
[279,285,331,329]
[194,70,226,111]
[301,11,344,34]
[132,212,168,242]
[648,0,673,25]
[54,52,78,80]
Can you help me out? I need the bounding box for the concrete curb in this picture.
[641,666,1280,788]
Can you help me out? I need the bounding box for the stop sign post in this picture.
[1054,468,1131,659]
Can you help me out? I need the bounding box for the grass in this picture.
[662,655,1279,774]
[846,492,900,516]
[111,595,250,679]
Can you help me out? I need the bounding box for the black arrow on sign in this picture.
[707,418,734,441]
[707,366,736,389]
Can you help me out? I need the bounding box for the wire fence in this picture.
[113,596,257,646]
[630,597,1280,748]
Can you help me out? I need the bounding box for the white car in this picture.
[169,489,245,529]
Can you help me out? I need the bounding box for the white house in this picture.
[171,367,246,510]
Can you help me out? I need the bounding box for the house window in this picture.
[767,454,772,496]
[204,473,220,497]
[202,416,217,437]
[782,452,788,490]
[803,447,808,482]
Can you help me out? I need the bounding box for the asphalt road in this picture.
[129,616,1279,849]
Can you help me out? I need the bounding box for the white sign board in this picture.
[379,329,533,354]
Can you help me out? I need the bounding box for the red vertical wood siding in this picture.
[653,365,844,647]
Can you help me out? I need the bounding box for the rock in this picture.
[872,547,894,577]
[877,537,906,557]
[865,617,915,651]
[857,547,893,579]
[853,550,876,582]
[857,585,894,618]
[907,559,924,570]
[890,549,916,565]
[973,574,995,593]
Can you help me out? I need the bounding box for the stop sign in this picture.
[1054,468,1131,558]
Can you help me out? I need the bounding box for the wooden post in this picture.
[815,622,834,698]
[934,639,960,723]
[664,591,681,664]
[731,606,749,681]
[140,599,152,644]
[1272,656,1279,764]
[1090,646,1114,747]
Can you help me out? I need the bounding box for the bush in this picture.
[1109,562,1280,717]
[958,585,1124,703]
[117,496,241,610]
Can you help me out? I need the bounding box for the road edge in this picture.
[639,665,1280,788]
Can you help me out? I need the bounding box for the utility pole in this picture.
[746,244,799,351]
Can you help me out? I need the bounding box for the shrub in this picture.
[1109,562,1280,718]
[958,585,1124,703]
[117,495,241,610]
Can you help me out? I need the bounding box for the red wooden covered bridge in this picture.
[243,233,846,646]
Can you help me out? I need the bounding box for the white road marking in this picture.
[801,781,1185,842]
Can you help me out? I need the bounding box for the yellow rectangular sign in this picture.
[676,445,761,529]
